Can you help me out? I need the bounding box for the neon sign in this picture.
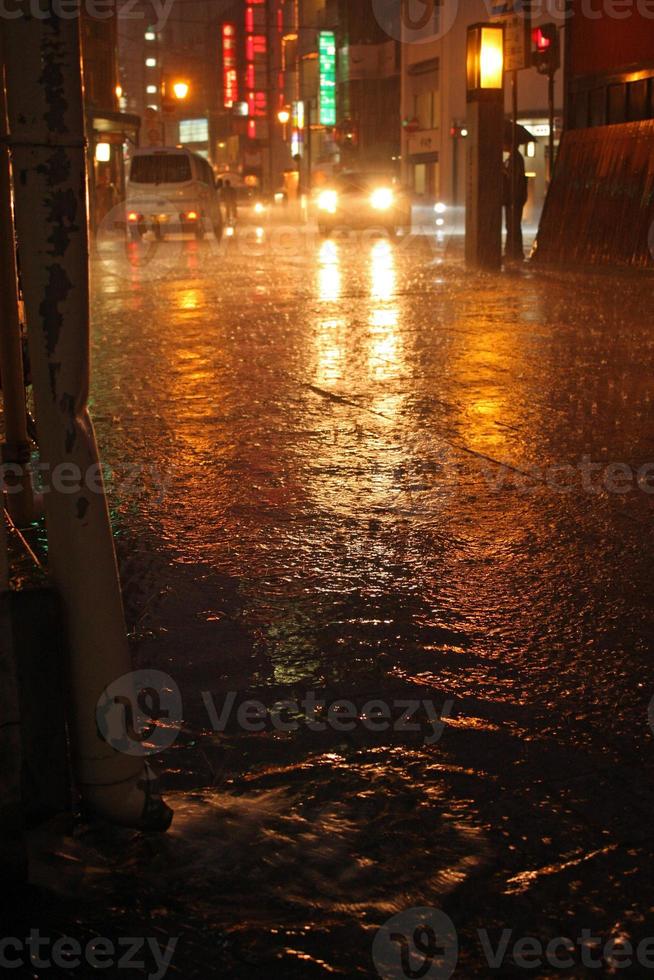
[318,31,336,127]
[222,23,238,107]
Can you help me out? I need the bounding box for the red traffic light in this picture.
[532,27,551,51]
[531,23,560,75]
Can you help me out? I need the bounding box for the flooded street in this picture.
[14,227,654,977]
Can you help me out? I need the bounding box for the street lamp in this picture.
[277,106,291,143]
[465,24,505,270]
[172,80,190,101]
[466,25,504,96]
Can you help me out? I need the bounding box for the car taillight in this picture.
[185,211,198,221]
[127,212,139,222]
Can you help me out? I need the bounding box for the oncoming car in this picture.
[315,171,411,237]
[126,147,223,241]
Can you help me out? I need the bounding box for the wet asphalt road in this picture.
[20,225,654,977]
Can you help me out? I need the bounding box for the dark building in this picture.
[83,9,139,227]
[534,3,654,267]
[334,1,401,168]
[119,0,234,163]
[281,0,400,185]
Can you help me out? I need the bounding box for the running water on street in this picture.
[11,227,654,978]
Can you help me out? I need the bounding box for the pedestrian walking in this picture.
[221,178,238,224]
[503,140,528,261]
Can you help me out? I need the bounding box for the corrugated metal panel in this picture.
[533,120,654,268]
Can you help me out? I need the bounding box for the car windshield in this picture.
[130,154,192,184]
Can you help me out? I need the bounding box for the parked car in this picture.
[314,171,412,237]
[126,147,223,240]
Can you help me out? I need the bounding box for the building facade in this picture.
[82,8,140,228]
[214,0,401,192]
[119,0,232,162]
[117,2,401,192]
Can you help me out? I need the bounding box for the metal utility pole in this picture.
[547,71,555,184]
[0,54,35,527]
[265,0,276,194]
[306,99,313,192]
[2,5,170,830]
[510,68,519,257]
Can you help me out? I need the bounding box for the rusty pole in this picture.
[3,5,171,830]
[0,49,35,526]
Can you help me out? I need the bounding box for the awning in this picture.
[88,108,140,143]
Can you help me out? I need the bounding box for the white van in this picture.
[126,147,223,241]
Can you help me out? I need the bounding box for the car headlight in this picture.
[254,201,266,214]
[434,202,447,214]
[318,190,338,213]
[370,188,394,211]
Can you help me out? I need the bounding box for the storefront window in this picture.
[414,90,439,130]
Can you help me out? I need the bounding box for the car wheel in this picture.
[129,225,143,241]
[153,222,165,241]
[194,222,205,241]
[213,216,223,242]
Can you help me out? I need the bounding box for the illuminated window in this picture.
[147,85,158,94]
[179,118,209,143]
[145,58,157,68]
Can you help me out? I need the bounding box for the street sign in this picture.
[490,1,531,72]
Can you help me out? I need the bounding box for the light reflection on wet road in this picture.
[25,229,654,976]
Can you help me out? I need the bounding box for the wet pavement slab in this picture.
[9,228,654,978]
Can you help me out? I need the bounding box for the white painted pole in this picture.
[0,508,25,881]
[2,9,171,830]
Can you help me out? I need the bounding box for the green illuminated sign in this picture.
[318,31,336,127]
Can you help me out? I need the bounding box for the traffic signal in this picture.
[532,24,560,76]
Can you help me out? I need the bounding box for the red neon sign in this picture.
[222,23,238,107]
